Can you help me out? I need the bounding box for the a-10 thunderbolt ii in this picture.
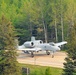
[18,36,67,57]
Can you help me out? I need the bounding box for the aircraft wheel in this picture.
[46,51,50,55]
[51,51,54,58]
[31,52,34,57]
[52,55,54,58]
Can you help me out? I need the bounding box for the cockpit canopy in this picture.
[49,42,55,46]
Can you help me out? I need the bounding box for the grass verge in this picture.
[20,64,63,75]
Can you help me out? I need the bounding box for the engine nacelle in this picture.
[23,40,43,48]
[24,41,34,48]
[32,40,43,46]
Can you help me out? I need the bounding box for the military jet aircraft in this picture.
[18,36,67,57]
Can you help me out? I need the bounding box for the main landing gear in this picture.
[46,51,50,55]
[31,52,34,57]
[46,50,54,58]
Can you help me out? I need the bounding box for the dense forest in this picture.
[0,0,76,44]
[0,0,76,75]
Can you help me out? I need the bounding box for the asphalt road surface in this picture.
[17,51,67,68]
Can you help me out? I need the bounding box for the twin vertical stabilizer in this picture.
[31,36,35,41]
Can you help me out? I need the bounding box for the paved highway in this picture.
[17,51,67,68]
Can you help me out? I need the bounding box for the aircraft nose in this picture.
[57,47,60,51]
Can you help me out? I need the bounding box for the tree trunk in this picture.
[55,15,58,42]
[41,11,47,43]
[61,0,64,41]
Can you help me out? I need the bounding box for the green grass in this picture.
[20,64,63,75]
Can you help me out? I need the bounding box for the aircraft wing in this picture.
[18,47,42,52]
[55,41,67,47]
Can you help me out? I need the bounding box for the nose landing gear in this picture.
[51,51,54,58]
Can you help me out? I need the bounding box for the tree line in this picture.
[0,0,76,44]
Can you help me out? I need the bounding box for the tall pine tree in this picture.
[0,15,21,75]
[63,0,76,75]
[63,24,76,75]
